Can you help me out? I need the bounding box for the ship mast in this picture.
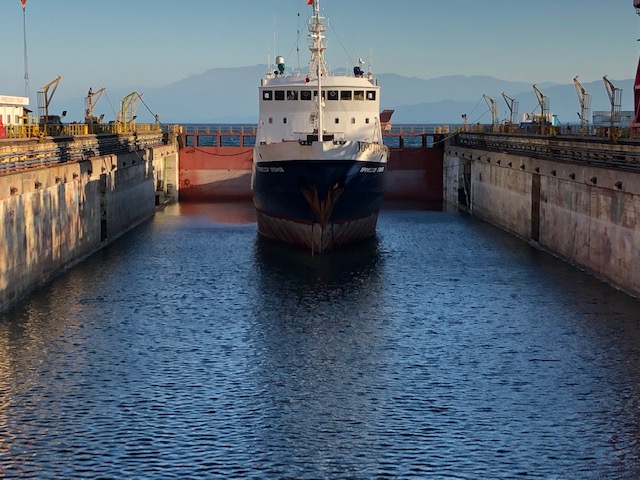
[308,0,327,140]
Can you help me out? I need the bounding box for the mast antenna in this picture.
[21,0,30,99]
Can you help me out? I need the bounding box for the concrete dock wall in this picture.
[444,137,640,297]
[0,140,178,311]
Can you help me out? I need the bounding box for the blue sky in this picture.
[1,0,639,104]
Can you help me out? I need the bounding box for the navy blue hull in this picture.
[252,159,386,223]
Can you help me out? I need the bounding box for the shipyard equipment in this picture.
[85,87,106,126]
[482,94,499,131]
[37,75,66,136]
[117,92,140,132]
[532,84,552,134]
[603,75,622,141]
[501,92,519,132]
[573,76,591,134]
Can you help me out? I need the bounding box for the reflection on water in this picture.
[1,201,640,478]
[171,201,257,224]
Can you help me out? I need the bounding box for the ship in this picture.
[251,0,388,253]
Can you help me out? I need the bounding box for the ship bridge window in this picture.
[275,90,285,100]
[327,90,339,101]
[263,91,272,100]
[301,90,312,100]
[335,117,340,124]
[354,90,364,100]
[351,118,356,124]
[340,91,352,101]
[366,91,376,101]
[366,118,370,124]
[313,90,326,100]
[287,90,298,100]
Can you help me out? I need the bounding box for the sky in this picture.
[1,0,639,105]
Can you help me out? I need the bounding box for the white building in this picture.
[0,95,29,126]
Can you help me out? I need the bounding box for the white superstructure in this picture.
[0,95,29,126]
[256,0,383,146]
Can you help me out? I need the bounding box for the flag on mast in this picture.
[21,0,27,10]
[307,0,313,5]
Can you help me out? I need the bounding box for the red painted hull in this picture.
[177,132,444,205]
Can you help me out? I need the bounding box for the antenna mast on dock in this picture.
[21,0,30,99]
[573,76,591,134]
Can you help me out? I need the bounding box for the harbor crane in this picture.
[573,76,591,134]
[117,91,140,132]
[482,94,499,130]
[501,92,519,130]
[37,75,63,124]
[532,84,551,134]
[84,87,106,125]
[603,75,622,141]
[37,75,66,135]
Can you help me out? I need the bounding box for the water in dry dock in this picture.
[2,201,640,479]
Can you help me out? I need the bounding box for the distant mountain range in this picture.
[56,65,635,125]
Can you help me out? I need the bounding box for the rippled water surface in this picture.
[2,201,640,479]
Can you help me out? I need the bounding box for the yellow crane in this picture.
[37,75,63,124]
[482,94,499,130]
[532,84,551,134]
[117,91,141,132]
[603,75,622,138]
[501,92,519,130]
[37,75,66,135]
[573,76,591,134]
[85,87,106,125]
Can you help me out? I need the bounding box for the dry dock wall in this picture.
[0,142,178,311]
[444,138,640,297]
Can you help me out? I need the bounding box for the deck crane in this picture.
[573,76,591,134]
[482,94,499,131]
[603,75,622,141]
[85,87,106,126]
[117,91,140,132]
[501,92,519,130]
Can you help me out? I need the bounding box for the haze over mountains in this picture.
[59,65,634,126]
